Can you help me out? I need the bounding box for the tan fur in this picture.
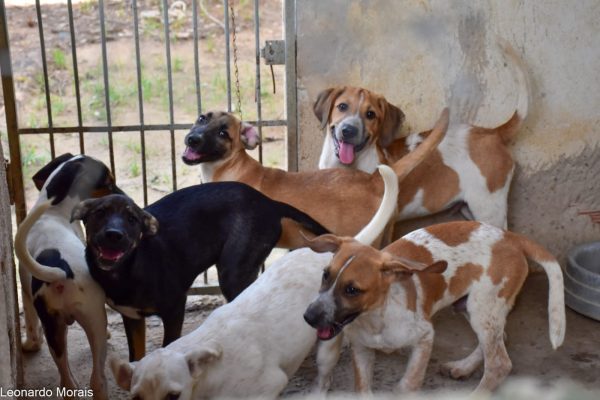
[468,125,516,193]
[417,272,448,319]
[383,239,434,265]
[449,262,484,297]
[400,278,417,312]
[487,238,529,303]
[426,221,480,247]
[204,110,449,243]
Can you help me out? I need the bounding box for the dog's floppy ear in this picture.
[70,198,97,223]
[381,256,447,280]
[240,122,260,150]
[185,341,222,379]
[109,356,136,391]
[378,98,405,148]
[142,210,159,236]
[304,233,344,254]
[313,87,345,129]
[32,153,75,191]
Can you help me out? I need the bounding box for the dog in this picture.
[303,221,565,393]
[14,154,122,400]
[72,181,330,362]
[316,42,530,228]
[109,164,399,400]
[181,108,449,244]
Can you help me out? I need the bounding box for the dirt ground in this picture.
[19,273,600,398]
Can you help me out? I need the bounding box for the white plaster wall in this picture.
[294,0,600,259]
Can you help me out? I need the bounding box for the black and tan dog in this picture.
[72,182,329,361]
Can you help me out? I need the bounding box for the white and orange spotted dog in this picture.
[316,42,530,228]
[303,221,565,393]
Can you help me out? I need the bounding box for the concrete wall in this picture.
[294,0,600,260]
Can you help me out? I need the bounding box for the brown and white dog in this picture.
[303,221,565,393]
[316,43,530,228]
[181,108,449,243]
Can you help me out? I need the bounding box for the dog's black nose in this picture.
[303,305,321,328]
[340,125,358,140]
[104,229,124,243]
[186,133,203,147]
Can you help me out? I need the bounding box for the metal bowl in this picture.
[565,241,600,321]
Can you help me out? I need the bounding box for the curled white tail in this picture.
[14,198,68,282]
[354,165,398,246]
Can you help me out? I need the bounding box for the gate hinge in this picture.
[260,40,285,65]
[4,160,15,205]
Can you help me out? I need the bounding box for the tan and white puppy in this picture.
[315,86,405,172]
[316,42,530,228]
[303,221,565,393]
[110,164,400,400]
[182,108,449,244]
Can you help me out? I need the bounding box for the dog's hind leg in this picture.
[123,316,146,361]
[77,309,108,400]
[34,298,79,393]
[20,270,43,352]
[313,333,343,393]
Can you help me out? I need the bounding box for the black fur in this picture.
[79,182,329,360]
[31,249,74,295]
[31,153,74,190]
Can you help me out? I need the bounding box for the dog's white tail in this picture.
[354,165,398,246]
[509,232,565,349]
[14,198,68,282]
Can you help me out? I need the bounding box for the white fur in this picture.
[14,158,109,399]
[112,164,399,399]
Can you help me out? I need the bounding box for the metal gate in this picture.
[1,0,297,294]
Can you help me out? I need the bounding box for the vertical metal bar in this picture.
[132,0,148,206]
[254,0,263,164]
[162,0,177,191]
[67,0,84,154]
[0,0,25,385]
[98,0,115,175]
[223,0,232,112]
[35,0,55,158]
[284,0,298,171]
[192,0,202,115]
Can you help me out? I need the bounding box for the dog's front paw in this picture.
[22,328,44,352]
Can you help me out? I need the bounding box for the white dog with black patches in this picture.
[110,164,399,400]
[14,154,121,400]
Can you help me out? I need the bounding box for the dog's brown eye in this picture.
[366,110,376,120]
[197,115,206,123]
[322,269,330,282]
[219,131,229,138]
[337,103,348,112]
[344,284,361,297]
[165,392,180,400]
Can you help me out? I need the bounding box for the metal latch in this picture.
[260,40,285,65]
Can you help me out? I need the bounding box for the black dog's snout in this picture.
[186,133,203,147]
[104,229,124,243]
[340,124,358,139]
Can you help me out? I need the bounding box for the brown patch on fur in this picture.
[487,237,529,303]
[400,278,417,312]
[352,352,367,392]
[468,126,515,193]
[391,134,460,214]
[417,272,447,319]
[383,239,435,265]
[426,221,481,247]
[505,231,557,263]
[448,262,484,297]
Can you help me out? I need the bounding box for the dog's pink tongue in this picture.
[183,147,202,161]
[316,327,334,340]
[338,142,355,165]
[100,248,124,261]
